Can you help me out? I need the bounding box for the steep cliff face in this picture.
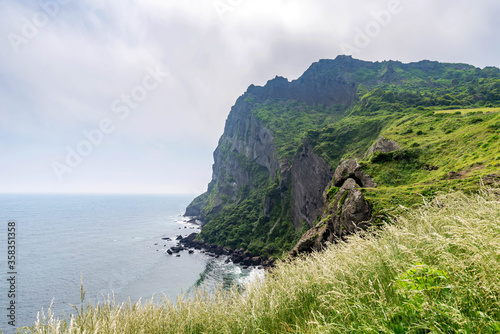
[290,139,333,229]
[215,97,280,181]
[186,96,280,222]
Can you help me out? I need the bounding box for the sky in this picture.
[0,0,499,194]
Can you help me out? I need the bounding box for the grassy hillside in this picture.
[23,188,500,333]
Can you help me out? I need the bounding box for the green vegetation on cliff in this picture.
[186,56,500,258]
[26,189,500,333]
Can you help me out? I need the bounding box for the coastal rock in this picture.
[289,178,372,257]
[333,159,376,188]
[365,136,401,158]
[178,233,272,268]
[169,246,184,253]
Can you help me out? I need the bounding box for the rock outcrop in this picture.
[291,139,333,228]
[178,233,275,268]
[289,178,373,257]
[365,136,401,158]
[246,56,360,108]
[333,159,376,188]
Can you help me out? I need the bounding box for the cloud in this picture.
[0,0,499,193]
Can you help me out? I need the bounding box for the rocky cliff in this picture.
[186,56,362,226]
[185,55,500,258]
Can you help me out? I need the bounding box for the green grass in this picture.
[357,110,500,222]
[434,107,500,114]
[252,101,345,160]
[21,188,500,333]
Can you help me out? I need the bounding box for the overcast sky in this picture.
[0,0,499,194]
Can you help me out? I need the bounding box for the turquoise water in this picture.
[0,194,259,332]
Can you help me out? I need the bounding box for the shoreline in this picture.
[168,217,275,269]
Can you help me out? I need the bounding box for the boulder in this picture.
[333,159,376,188]
[169,246,184,253]
[365,136,401,158]
[289,178,372,257]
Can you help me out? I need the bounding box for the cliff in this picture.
[186,55,500,257]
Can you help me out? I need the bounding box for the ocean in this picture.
[0,194,262,332]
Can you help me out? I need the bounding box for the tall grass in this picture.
[21,188,500,333]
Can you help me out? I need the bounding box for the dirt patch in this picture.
[447,165,485,180]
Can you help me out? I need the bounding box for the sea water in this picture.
[0,194,262,331]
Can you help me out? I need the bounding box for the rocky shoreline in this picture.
[165,232,275,269]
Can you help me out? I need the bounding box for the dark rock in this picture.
[176,235,183,240]
[181,233,199,245]
[290,138,333,228]
[169,246,184,253]
[424,165,439,171]
[188,250,194,254]
[289,178,372,257]
[333,159,376,188]
[215,245,224,255]
[365,136,401,158]
[232,254,243,264]
[176,254,180,257]
[161,237,172,241]
[166,249,172,255]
